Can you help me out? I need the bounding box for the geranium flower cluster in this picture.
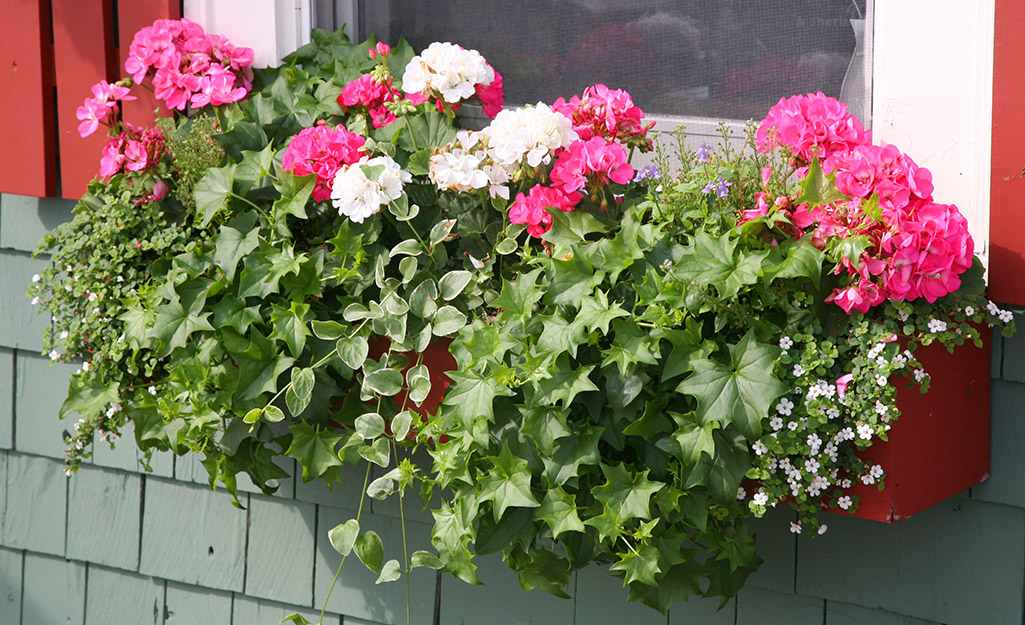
[428,130,510,199]
[401,41,504,118]
[551,83,654,150]
[281,122,367,202]
[76,81,136,138]
[756,91,870,163]
[338,43,404,129]
[123,18,254,111]
[754,93,974,313]
[99,125,167,178]
[330,155,411,223]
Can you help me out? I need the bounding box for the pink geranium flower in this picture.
[756,92,870,163]
[552,84,652,147]
[281,122,367,202]
[76,81,136,138]
[549,136,633,194]
[508,185,581,238]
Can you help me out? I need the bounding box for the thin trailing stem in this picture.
[318,461,372,625]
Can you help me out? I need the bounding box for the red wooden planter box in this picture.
[833,332,992,522]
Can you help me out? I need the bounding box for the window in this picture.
[315,0,871,126]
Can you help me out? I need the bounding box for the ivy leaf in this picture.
[535,357,598,407]
[238,241,304,299]
[211,295,262,334]
[541,424,602,487]
[537,313,585,359]
[677,332,785,441]
[285,423,343,482]
[670,412,716,465]
[440,368,512,428]
[234,143,275,193]
[541,209,608,249]
[534,488,585,539]
[60,375,120,420]
[194,163,237,227]
[765,238,825,289]
[272,169,316,219]
[478,443,540,521]
[592,463,664,522]
[213,212,260,282]
[280,614,312,625]
[150,301,214,357]
[542,249,605,306]
[574,289,628,335]
[510,548,572,599]
[431,501,481,584]
[491,269,543,320]
[611,544,662,587]
[328,519,359,556]
[354,531,384,573]
[376,559,403,584]
[233,332,295,401]
[660,320,713,382]
[707,429,751,504]
[796,157,849,206]
[270,302,310,359]
[675,231,767,299]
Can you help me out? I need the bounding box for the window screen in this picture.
[348,0,868,121]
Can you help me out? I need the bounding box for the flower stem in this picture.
[404,115,420,152]
[319,461,372,625]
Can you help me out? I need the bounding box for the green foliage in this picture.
[32,26,1017,621]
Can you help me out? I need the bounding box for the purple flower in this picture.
[701,180,716,194]
[695,142,711,163]
[633,164,662,182]
[716,178,732,197]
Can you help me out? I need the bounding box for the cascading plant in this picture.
[30,20,1015,622]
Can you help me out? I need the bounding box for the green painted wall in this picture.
[0,192,1020,625]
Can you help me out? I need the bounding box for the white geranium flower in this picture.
[331,155,411,223]
[485,103,577,170]
[402,42,494,104]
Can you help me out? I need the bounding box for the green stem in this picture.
[264,319,368,409]
[319,461,372,625]
[227,192,268,218]
[403,115,420,151]
[397,446,412,625]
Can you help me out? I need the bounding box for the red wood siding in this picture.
[0,0,180,199]
[0,0,57,197]
[52,0,116,199]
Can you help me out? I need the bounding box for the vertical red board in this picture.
[0,0,56,197]
[832,332,991,523]
[117,0,181,127]
[989,0,1025,306]
[52,0,116,199]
